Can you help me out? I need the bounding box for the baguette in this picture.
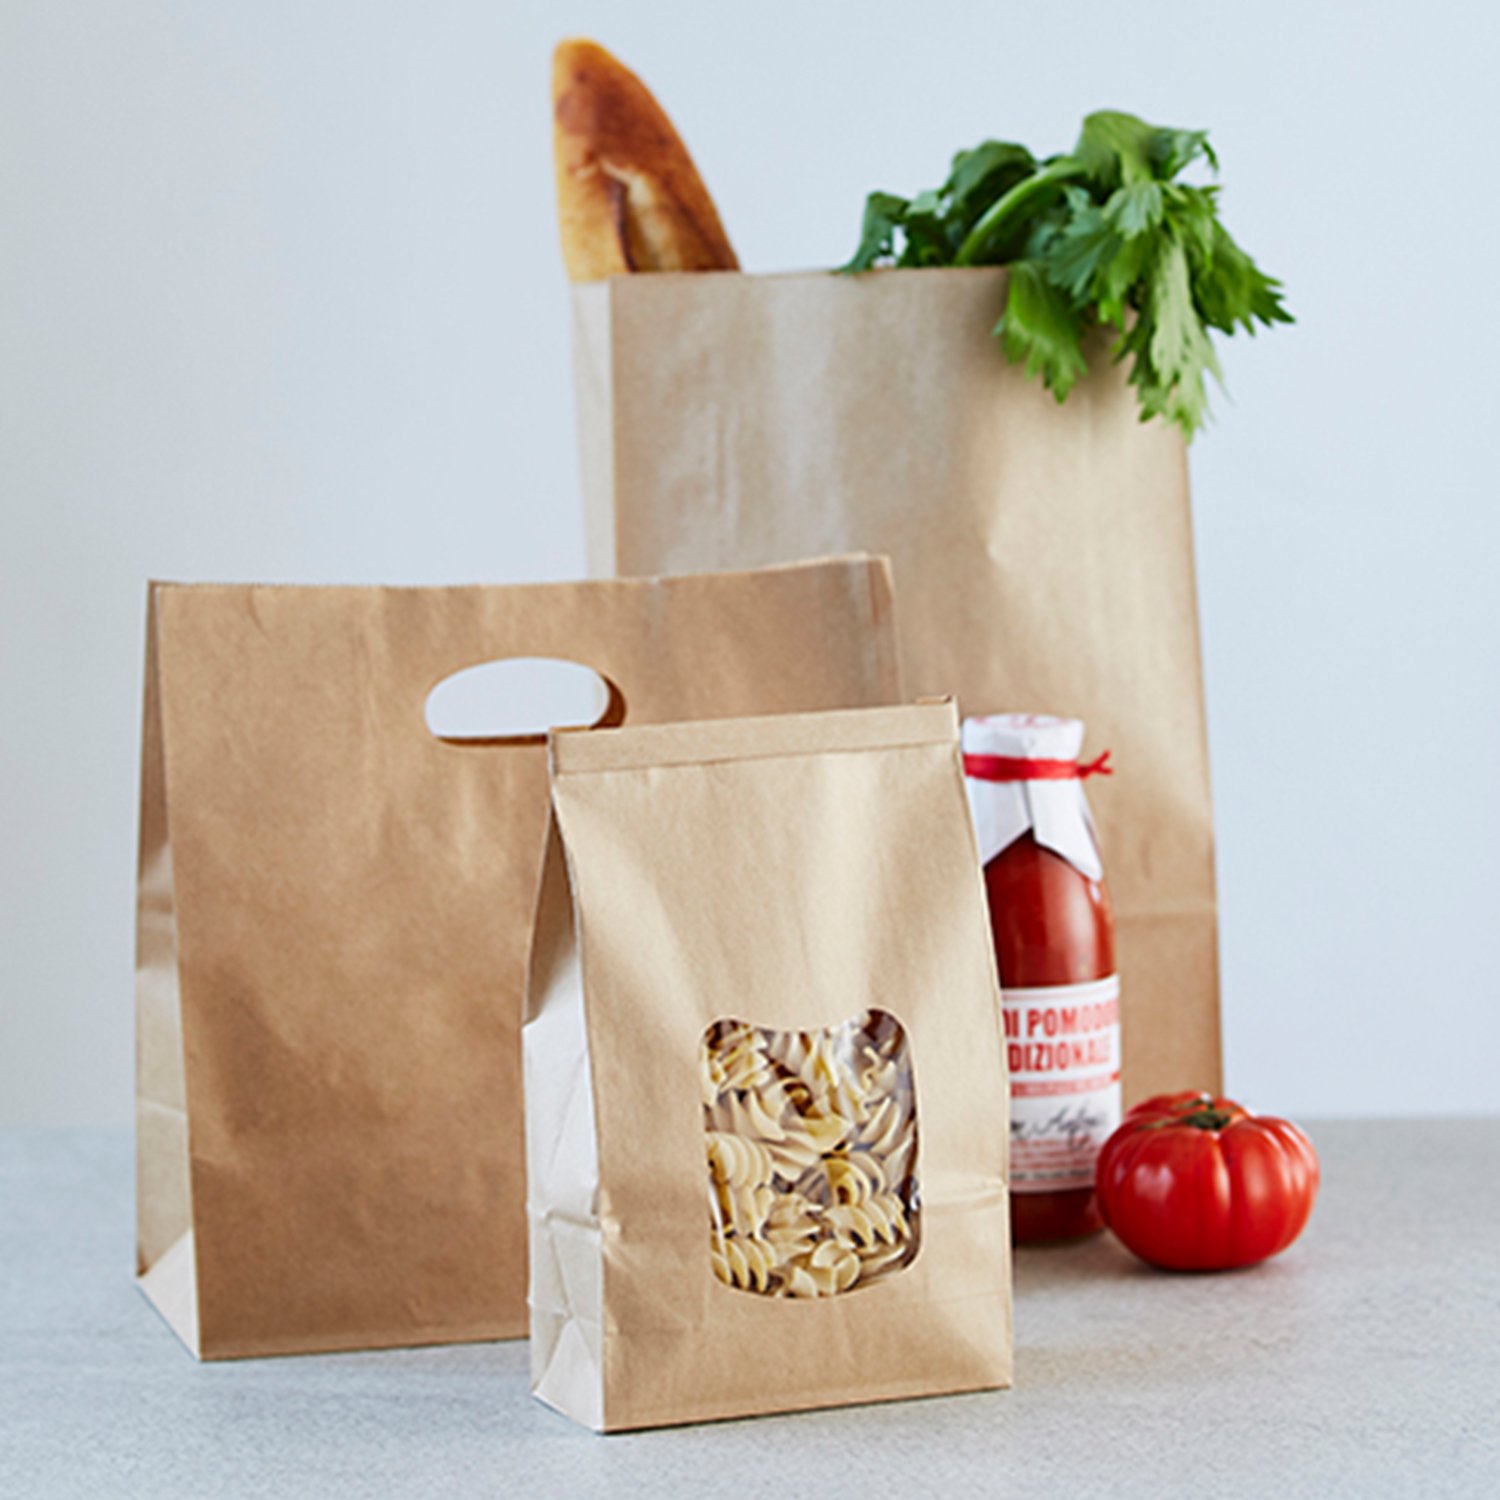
[552,39,738,281]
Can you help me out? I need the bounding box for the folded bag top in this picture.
[526,699,1012,1431]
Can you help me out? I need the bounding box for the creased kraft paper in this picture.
[525,701,1012,1431]
[572,267,1221,1104]
[134,557,901,1359]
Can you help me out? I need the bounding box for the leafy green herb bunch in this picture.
[842,111,1291,438]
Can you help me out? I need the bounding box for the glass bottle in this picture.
[963,713,1119,1244]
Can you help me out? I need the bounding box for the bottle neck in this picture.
[966,773,1103,880]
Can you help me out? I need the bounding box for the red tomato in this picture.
[1094,1092,1319,1271]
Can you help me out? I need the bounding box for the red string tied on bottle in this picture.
[962,749,1114,783]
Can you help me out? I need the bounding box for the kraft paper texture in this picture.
[526,701,1012,1431]
[572,268,1221,1103]
[134,558,901,1359]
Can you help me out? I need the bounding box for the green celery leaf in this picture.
[944,140,1036,236]
[1105,180,1165,238]
[899,187,953,266]
[996,261,1089,400]
[1149,126,1218,178]
[839,191,910,273]
[1045,188,1120,303]
[1133,234,1222,436]
[1073,110,1160,188]
[1194,220,1295,333]
[953,156,1086,265]
[1093,233,1152,329]
[1165,182,1221,264]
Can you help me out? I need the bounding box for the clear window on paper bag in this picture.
[699,1010,921,1298]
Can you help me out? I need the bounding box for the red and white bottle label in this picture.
[1003,975,1121,1192]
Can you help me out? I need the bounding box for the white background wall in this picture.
[3,1,1496,1126]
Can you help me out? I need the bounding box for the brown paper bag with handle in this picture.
[135,557,900,1360]
[572,267,1221,1104]
[525,700,1011,1431]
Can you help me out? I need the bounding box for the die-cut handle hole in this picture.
[424,657,623,747]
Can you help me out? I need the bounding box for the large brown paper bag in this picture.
[135,558,900,1360]
[572,268,1220,1104]
[525,700,1011,1431]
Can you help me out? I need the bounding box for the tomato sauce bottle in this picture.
[963,713,1120,1244]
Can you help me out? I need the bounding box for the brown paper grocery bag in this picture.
[526,701,1011,1430]
[572,268,1220,1104]
[135,557,900,1360]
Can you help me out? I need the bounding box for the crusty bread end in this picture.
[552,39,739,281]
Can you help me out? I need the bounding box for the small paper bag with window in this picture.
[524,700,1012,1430]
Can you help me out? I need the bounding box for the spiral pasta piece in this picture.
[824,1150,884,1205]
[706,1131,775,1190]
[712,1231,781,1293]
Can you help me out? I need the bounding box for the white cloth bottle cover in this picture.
[962,713,1120,1193]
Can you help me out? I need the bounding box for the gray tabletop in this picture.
[2,1121,1496,1498]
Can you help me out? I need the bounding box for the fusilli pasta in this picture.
[700,1010,920,1297]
